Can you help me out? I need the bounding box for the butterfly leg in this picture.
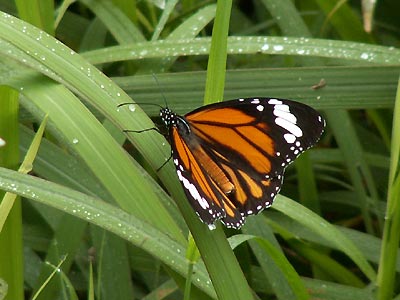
[123,127,161,134]
[122,128,172,172]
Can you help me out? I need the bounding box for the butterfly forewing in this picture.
[163,97,325,229]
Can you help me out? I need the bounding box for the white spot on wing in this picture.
[256,105,264,111]
[268,99,282,105]
[275,117,303,137]
[208,224,216,230]
[274,108,297,124]
[176,170,209,209]
[283,133,296,143]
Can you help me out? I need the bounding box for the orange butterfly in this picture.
[159,97,325,229]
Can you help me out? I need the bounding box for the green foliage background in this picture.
[0,0,399,299]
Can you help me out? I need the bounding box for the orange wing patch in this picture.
[238,169,263,198]
[188,108,256,124]
[190,123,274,174]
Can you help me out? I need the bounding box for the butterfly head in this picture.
[160,107,177,127]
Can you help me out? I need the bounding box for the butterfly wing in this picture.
[171,97,325,228]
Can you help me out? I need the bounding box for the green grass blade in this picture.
[110,66,399,115]
[325,110,381,234]
[243,218,303,300]
[377,78,400,300]
[0,86,23,300]
[79,0,146,43]
[228,233,309,300]
[15,0,54,36]
[151,0,178,40]
[289,240,364,287]
[315,0,374,42]
[80,36,400,65]
[0,115,47,231]
[273,195,376,281]
[260,0,311,37]
[203,0,232,105]
[139,4,216,73]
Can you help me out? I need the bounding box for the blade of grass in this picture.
[377,78,400,300]
[138,3,216,73]
[31,256,68,300]
[227,233,309,300]
[203,0,232,104]
[0,115,48,231]
[112,66,399,115]
[325,109,381,234]
[80,36,400,65]
[15,0,54,36]
[79,0,146,43]
[288,240,364,287]
[272,195,376,281]
[90,227,134,300]
[0,86,23,300]
[315,0,374,42]
[267,211,400,272]
[151,0,178,40]
[243,218,302,300]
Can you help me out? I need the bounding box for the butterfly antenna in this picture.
[152,73,168,108]
[117,102,163,110]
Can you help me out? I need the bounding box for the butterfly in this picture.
[158,97,325,229]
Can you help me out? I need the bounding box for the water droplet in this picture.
[128,104,136,112]
[0,138,6,147]
[273,45,284,51]
[360,53,369,60]
[261,44,269,51]
[72,138,79,144]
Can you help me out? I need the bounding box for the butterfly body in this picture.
[160,98,325,229]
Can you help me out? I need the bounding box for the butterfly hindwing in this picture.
[163,97,325,229]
